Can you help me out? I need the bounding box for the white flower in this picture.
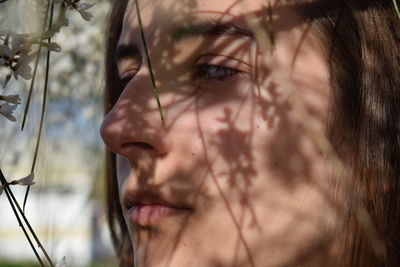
[76,2,95,21]
[58,1,95,22]
[0,173,35,196]
[10,51,37,81]
[78,2,95,10]
[0,102,18,121]
[0,31,37,85]
[1,31,33,57]
[10,32,32,54]
[10,172,35,186]
[0,94,21,104]
[13,62,33,80]
[77,9,93,21]
[0,0,94,89]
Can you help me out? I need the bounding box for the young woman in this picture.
[101,0,400,266]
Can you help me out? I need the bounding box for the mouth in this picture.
[128,204,190,225]
[124,190,192,226]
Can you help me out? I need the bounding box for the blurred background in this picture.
[0,0,117,266]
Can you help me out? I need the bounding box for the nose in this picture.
[100,68,169,159]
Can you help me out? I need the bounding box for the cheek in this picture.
[194,77,327,179]
[195,72,337,210]
[116,155,132,189]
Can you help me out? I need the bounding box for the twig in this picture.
[135,0,165,126]
[23,0,55,212]
[393,0,400,19]
[21,0,52,130]
[0,169,46,267]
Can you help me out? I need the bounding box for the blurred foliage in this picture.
[0,0,111,186]
[0,261,39,267]
[0,260,118,267]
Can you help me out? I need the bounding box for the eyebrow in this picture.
[115,43,140,64]
[172,21,254,41]
[115,21,254,63]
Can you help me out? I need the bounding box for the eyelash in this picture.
[192,63,240,81]
[120,76,132,88]
[119,63,241,89]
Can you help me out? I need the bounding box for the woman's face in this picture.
[101,0,343,266]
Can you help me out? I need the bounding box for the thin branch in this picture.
[21,0,52,130]
[0,170,46,267]
[135,0,165,126]
[23,1,55,212]
[393,0,400,19]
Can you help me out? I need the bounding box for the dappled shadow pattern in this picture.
[100,0,386,266]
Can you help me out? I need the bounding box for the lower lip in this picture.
[128,204,188,225]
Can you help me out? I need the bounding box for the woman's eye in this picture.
[192,64,241,81]
[120,76,133,88]
[119,69,138,88]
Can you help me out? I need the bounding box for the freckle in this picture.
[274,161,279,166]
[256,125,260,129]
[192,153,195,156]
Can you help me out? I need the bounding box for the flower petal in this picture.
[78,2,95,11]
[0,45,13,58]
[10,172,35,186]
[2,74,12,89]
[78,10,93,21]
[0,103,18,122]
[0,94,21,104]
[40,42,62,52]
[0,112,16,121]
[11,33,30,53]
[15,63,33,80]
[20,51,38,64]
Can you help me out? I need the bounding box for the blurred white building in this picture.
[0,141,114,266]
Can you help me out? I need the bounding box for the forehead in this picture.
[123,0,271,21]
[119,0,304,44]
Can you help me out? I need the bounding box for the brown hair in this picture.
[104,0,132,266]
[304,1,400,266]
[103,0,400,266]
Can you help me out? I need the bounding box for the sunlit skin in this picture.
[101,0,344,266]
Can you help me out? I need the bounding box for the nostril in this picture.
[121,142,154,151]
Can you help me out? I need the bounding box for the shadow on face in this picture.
[101,0,349,266]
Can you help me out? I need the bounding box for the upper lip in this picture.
[123,189,191,211]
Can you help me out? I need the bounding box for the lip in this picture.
[123,190,192,226]
[128,204,189,225]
